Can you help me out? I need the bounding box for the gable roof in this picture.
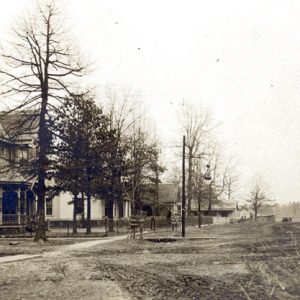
[0,111,38,144]
[0,122,9,139]
[158,183,179,203]
[200,203,236,212]
[0,167,32,184]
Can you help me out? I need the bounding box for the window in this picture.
[9,148,21,164]
[9,148,14,163]
[21,148,29,160]
[46,197,53,215]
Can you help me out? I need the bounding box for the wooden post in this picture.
[139,217,144,240]
[116,219,119,234]
[105,217,108,236]
[182,135,186,238]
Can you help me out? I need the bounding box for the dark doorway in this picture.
[142,205,153,216]
[2,191,18,224]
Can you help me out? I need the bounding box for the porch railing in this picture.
[1,214,27,225]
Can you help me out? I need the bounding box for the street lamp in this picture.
[197,164,211,228]
[204,164,212,181]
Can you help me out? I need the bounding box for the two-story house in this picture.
[0,112,131,226]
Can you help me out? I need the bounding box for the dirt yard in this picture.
[0,222,299,299]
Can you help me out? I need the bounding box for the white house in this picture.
[46,191,131,221]
[0,112,131,225]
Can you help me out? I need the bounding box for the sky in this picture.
[0,0,300,204]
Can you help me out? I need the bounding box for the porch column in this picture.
[33,193,37,216]
[124,201,128,218]
[128,201,131,218]
[123,202,127,218]
[17,188,21,225]
[23,191,27,218]
[0,188,3,225]
[113,201,119,218]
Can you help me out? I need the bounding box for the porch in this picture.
[0,183,36,226]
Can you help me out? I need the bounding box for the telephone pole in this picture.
[182,135,186,237]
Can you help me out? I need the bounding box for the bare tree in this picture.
[245,177,274,220]
[193,144,237,216]
[126,127,164,214]
[103,88,136,229]
[180,103,238,218]
[223,156,239,202]
[205,146,227,213]
[104,89,164,217]
[0,1,86,241]
[180,101,213,215]
[193,159,208,227]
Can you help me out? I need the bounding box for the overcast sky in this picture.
[1,0,300,204]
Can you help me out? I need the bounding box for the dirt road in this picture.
[0,222,299,299]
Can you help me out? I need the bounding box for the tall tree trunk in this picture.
[34,93,48,242]
[154,163,159,216]
[34,173,47,242]
[107,199,114,232]
[107,164,120,232]
[34,18,51,242]
[86,191,91,234]
[254,204,258,221]
[81,192,85,222]
[208,183,212,215]
[197,193,202,228]
[72,193,78,234]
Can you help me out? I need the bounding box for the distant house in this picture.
[235,204,275,222]
[200,204,236,218]
[0,112,131,226]
[195,203,236,225]
[139,183,180,216]
[157,183,180,216]
[236,207,251,220]
[155,184,238,223]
